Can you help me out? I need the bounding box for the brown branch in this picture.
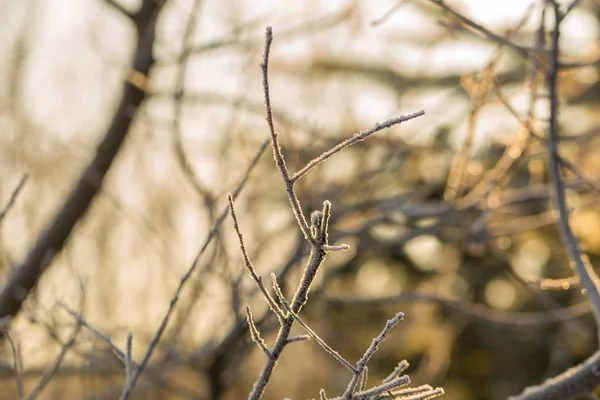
[510,351,600,400]
[430,0,538,64]
[0,3,166,325]
[260,27,312,243]
[61,304,130,364]
[228,196,285,322]
[290,112,424,185]
[243,26,425,400]
[2,330,23,399]
[0,174,28,225]
[544,2,600,333]
[510,2,600,399]
[103,0,135,20]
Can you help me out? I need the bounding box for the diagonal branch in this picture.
[0,174,28,225]
[430,0,539,64]
[0,2,166,326]
[103,0,135,21]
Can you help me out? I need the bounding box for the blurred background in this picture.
[1,0,600,399]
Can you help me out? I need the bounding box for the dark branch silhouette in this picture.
[0,0,166,325]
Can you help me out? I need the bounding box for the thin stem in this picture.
[4,331,24,400]
[261,27,313,242]
[271,274,357,374]
[290,112,424,185]
[0,174,28,225]
[228,195,285,321]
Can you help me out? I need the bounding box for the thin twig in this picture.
[271,274,356,373]
[25,319,81,400]
[383,360,410,383]
[0,174,28,225]
[260,26,312,242]
[430,0,538,64]
[247,201,334,399]
[123,333,134,388]
[343,312,404,398]
[558,0,581,23]
[509,2,600,399]
[228,196,285,321]
[390,385,445,399]
[285,335,310,345]
[246,306,271,357]
[104,0,135,20]
[118,139,268,400]
[346,375,410,399]
[60,303,129,363]
[3,330,24,400]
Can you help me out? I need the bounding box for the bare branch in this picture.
[228,195,285,321]
[343,312,404,397]
[2,330,24,400]
[290,112,425,185]
[103,0,135,20]
[271,274,356,374]
[0,1,166,325]
[0,174,28,225]
[123,333,134,390]
[509,3,600,399]
[544,2,600,334]
[25,319,81,400]
[246,306,271,357]
[261,27,312,242]
[60,303,129,364]
[430,0,538,63]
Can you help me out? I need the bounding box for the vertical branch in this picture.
[246,200,335,400]
[3,330,24,400]
[242,25,425,400]
[123,333,134,388]
[510,2,600,399]
[545,2,600,331]
[260,27,313,242]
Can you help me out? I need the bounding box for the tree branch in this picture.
[103,0,135,21]
[0,2,166,325]
[510,2,600,398]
